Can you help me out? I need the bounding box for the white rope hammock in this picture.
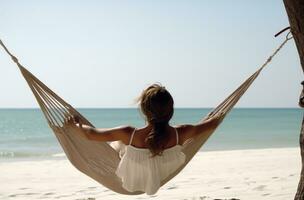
[0,35,292,194]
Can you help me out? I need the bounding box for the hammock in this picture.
[0,36,291,195]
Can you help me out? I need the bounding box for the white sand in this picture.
[0,147,301,200]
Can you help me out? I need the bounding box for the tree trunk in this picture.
[283,0,304,199]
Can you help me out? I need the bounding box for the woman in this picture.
[66,83,222,195]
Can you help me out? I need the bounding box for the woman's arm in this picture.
[82,125,132,143]
[178,113,225,144]
[65,115,132,144]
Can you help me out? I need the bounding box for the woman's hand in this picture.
[64,115,91,140]
[64,115,83,128]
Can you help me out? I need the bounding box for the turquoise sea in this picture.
[0,108,302,160]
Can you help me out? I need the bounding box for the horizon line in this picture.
[0,107,301,109]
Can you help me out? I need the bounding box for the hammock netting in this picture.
[0,37,291,195]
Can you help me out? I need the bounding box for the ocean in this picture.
[0,108,302,160]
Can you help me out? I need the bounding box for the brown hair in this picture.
[137,83,174,156]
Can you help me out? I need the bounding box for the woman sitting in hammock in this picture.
[66,83,223,195]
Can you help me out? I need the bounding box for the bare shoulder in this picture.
[175,124,195,132]
[174,119,219,145]
[117,125,134,133]
[118,125,136,144]
[174,124,196,145]
[113,125,135,142]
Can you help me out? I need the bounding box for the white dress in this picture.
[115,128,186,195]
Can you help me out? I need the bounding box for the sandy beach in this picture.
[0,147,300,200]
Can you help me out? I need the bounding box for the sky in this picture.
[0,1,302,108]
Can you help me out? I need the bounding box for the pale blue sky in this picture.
[0,1,302,108]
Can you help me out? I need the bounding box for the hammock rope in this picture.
[0,34,292,195]
[206,32,292,119]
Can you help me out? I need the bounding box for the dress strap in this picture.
[175,128,179,145]
[129,128,136,145]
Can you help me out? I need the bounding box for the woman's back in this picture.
[127,126,181,148]
[116,127,186,195]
